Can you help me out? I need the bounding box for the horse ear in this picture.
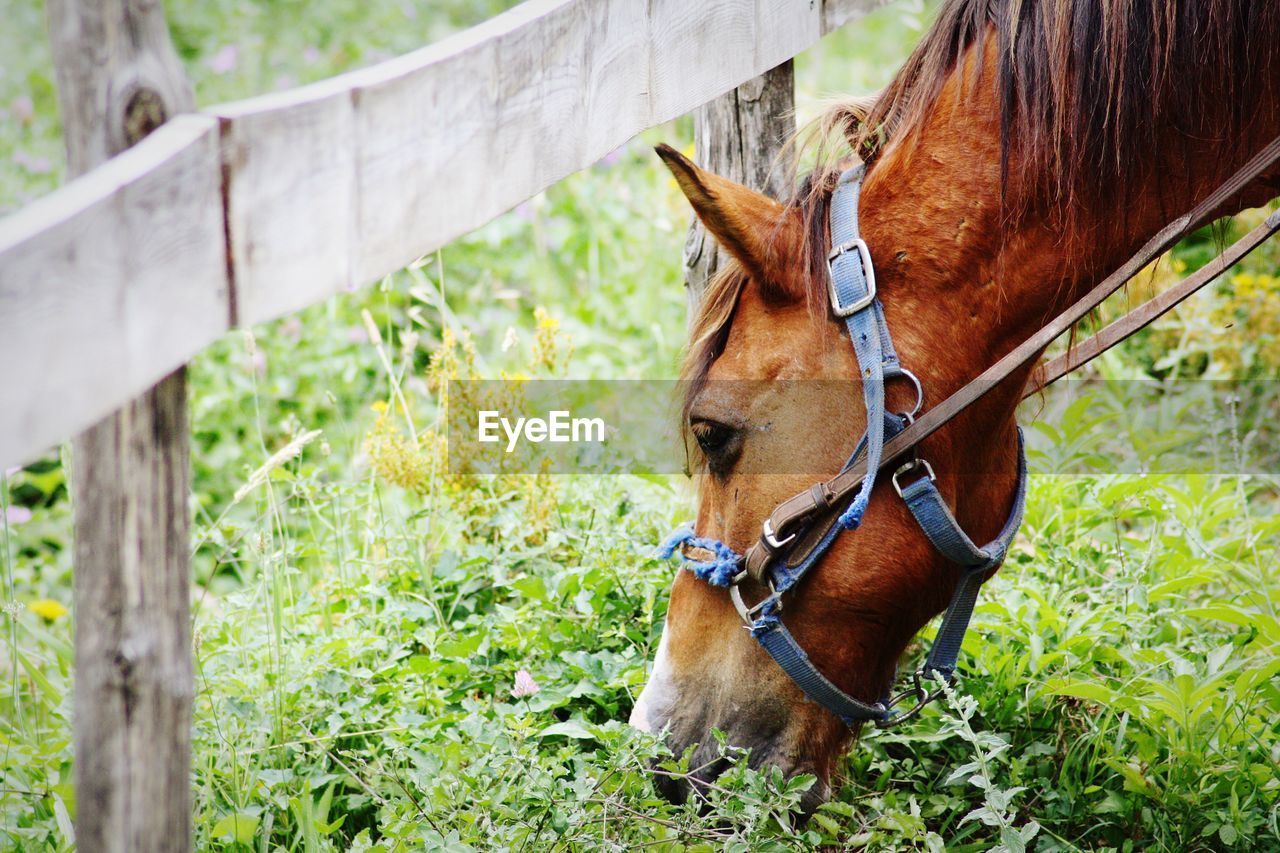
[655,144,804,297]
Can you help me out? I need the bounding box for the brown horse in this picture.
[632,0,1280,809]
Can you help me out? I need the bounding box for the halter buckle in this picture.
[762,517,796,551]
[729,578,779,627]
[892,458,936,497]
[827,237,877,317]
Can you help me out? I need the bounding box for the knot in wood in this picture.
[123,86,168,146]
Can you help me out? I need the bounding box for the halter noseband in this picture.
[659,164,1028,728]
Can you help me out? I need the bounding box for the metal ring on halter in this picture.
[730,579,779,626]
[874,669,951,728]
[892,457,936,497]
[894,367,924,418]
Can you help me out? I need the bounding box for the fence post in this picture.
[46,1,196,850]
[683,60,796,310]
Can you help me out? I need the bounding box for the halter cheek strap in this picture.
[658,165,1029,727]
[898,431,1027,682]
[827,163,894,531]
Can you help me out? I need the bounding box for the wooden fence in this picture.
[0,0,879,848]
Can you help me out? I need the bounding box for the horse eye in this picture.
[689,417,744,477]
[691,419,737,455]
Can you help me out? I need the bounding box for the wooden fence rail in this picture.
[1,0,878,470]
[0,115,226,469]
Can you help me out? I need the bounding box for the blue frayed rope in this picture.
[837,500,864,530]
[837,481,870,530]
[656,526,743,587]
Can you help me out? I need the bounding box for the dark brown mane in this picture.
[679,265,746,451]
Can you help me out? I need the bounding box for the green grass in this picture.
[3,0,1280,850]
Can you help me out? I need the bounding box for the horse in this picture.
[631,0,1280,810]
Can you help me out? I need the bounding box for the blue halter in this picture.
[659,164,1028,727]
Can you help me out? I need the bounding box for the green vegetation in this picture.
[3,1,1278,850]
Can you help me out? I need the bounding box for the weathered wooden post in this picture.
[683,61,796,308]
[46,0,195,849]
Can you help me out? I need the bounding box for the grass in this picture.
[3,0,1279,850]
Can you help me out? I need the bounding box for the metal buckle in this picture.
[827,237,877,318]
[762,517,796,551]
[892,457,936,497]
[729,578,778,627]
[874,669,951,728]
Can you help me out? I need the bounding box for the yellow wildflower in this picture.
[29,599,68,621]
[427,327,478,392]
[533,306,572,372]
[364,417,457,493]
